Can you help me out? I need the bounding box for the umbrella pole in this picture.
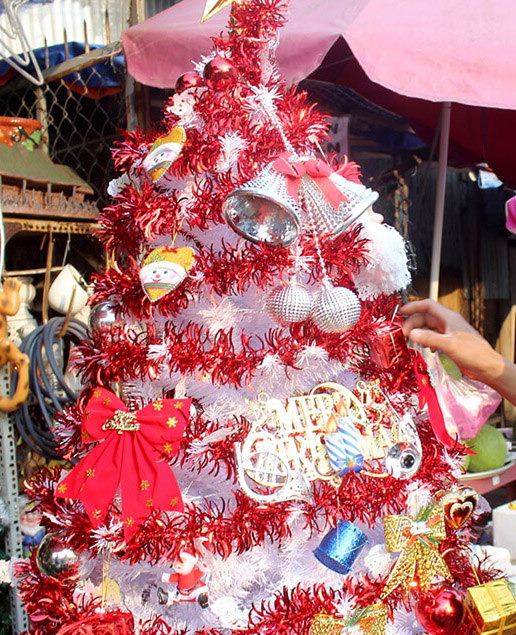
[429,102,452,301]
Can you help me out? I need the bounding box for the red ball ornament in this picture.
[415,587,465,635]
[175,71,204,94]
[203,56,238,91]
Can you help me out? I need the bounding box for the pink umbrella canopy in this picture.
[123,0,516,110]
[122,0,516,298]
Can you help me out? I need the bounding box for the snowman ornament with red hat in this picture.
[139,246,195,303]
[158,545,209,609]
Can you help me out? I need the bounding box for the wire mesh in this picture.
[0,52,126,210]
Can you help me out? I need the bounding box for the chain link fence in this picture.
[0,46,127,210]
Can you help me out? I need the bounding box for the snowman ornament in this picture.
[142,126,187,183]
[139,246,195,302]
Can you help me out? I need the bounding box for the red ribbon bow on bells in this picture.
[272,152,349,210]
[55,387,191,540]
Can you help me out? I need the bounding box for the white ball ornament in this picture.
[311,285,361,333]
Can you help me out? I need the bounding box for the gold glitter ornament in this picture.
[309,612,346,635]
[358,603,388,635]
[465,579,516,634]
[381,508,452,598]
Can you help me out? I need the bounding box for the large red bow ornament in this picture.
[272,152,349,210]
[55,387,191,539]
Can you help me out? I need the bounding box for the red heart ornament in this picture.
[435,487,479,530]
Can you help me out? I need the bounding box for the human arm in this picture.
[400,299,516,406]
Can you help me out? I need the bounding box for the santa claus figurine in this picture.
[158,546,209,609]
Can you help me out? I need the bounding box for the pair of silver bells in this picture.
[222,157,379,246]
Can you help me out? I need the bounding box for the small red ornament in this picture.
[415,587,464,635]
[175,71,204,94]
[367,323,409,369]
[203,56,238,91]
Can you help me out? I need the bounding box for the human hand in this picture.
[399,299,505,384]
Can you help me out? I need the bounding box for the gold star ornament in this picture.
[201,0,236,22]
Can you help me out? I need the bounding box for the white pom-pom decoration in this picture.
[311,286,361,333]
[354,220,411,300]
[266,284,313,326]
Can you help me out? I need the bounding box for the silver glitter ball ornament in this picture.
[266,284,314,326]
[385,442,422,479]
[87,298,124,337]
[311,286,361,333]
[36,534,92,579]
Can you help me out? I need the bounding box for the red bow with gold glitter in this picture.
[272,152,349,210]
[55,387,191,540]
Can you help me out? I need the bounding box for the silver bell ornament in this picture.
[299,169,379,236]
[266,282,313,326]
[311,284,361,333]
[223,160,302,246]
[36,533,93,580]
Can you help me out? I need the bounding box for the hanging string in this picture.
[101,546,112,610]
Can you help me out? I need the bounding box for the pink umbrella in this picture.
[122,0,516,298]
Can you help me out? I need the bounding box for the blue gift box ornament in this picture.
[324,415,364,475]
[313,520,369,574]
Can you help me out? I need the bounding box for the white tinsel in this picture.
[440,447,464,481]
[215,131,247,173]
[363,544,393,579]
[291,250,317,274]
[245,84,282,124]
[90,521,125,551]
[198,296,252,333]
[186,428,233,458]
[257,30,280,84]
[334,593,357,619]
[209,596,249,629]
[405,480,434,516]
[354,218,411,300]
[386,606,424,635]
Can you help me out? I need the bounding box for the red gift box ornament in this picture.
[55,387,191,540]
[367,324,410,369]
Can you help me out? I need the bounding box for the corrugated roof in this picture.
[0,143,92,191]
[0,0,131,53]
